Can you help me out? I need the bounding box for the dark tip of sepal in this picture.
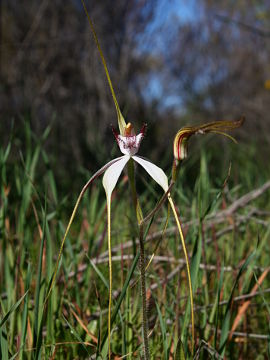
[140,123,147,136]
[111,125,119,140]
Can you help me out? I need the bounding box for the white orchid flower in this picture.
[103,123,168,200]
[101,122,169,356]
[46,122,169,357]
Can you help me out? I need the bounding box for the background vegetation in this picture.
[1,0,270,358]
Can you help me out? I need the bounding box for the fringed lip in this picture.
[112,123,147,156]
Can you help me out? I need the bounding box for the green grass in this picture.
[0,124,270,359]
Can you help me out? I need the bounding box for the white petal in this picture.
[102,155,130,198]
[133,156,169,192]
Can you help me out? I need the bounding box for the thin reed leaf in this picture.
[19,262,32,360]
[62,315,91,356]
[86,255,109,290]
[126,287,132,359]
[0,325,9,360]
[0,291,29,328]
[9,346,25,360]
[33,201,47,352]
[41,149,58,203]
[156,300,168,360]
[214,265,225,349]
[45,219,55,345]
[219,245,257,355]
[253,272,270,357]
[3,142,11,163]
[81,0,126,135]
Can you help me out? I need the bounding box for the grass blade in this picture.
[219,246,257,355]
[214,265,224,350]
[33,202,47,355]
[62,315,91,356]
[156,300,168,360]
[19,262,32,360]
[0,291,29,328]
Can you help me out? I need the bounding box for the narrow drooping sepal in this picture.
[173,116,245,161]
[44,155,126,306]
[133,156,169,193]
[85,156,127,190]
[102,155,130,199]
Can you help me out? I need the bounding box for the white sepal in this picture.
[102,155,130,199]
[133,155,169,192]
[86,156,126,187]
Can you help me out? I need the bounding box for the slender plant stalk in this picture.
[167,194,195,354]
[127,159,143,223]
[106,194,112,359]
[127,159,149,359]
[138,223,150,359]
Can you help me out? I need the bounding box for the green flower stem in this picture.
[127,159,149,359]
[106,194,112,359]
[138,222,150,359]
[167,194,194,355]
[127,159,143,223]
[172,159,180,183]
